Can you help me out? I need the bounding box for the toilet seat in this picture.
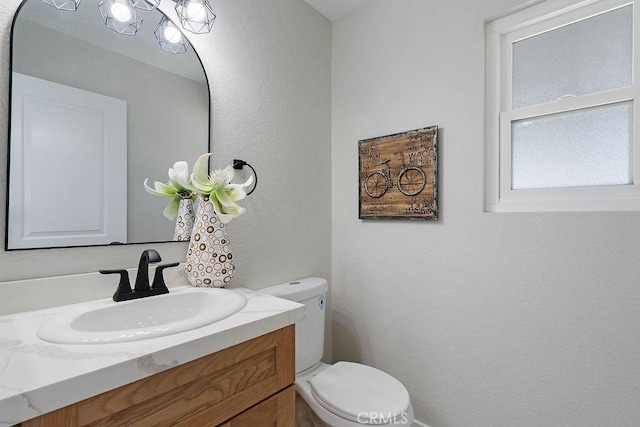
[309,362,410,425]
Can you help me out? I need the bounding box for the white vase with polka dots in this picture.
[173,198,195,241]
[185,196,235,287]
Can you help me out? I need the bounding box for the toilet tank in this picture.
[259,277,328,373]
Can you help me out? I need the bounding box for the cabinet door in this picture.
[219,386,295,427]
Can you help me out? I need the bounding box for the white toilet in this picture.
[261,277,414,427]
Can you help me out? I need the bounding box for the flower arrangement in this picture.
[144,153,253,224]
[144,161,193,221]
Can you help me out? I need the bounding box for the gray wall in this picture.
[0,0,332,303]
[332,1,640,426]
[12,18,208,243]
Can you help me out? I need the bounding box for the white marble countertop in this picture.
[0,286,304,426]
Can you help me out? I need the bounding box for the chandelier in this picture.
[40,0,216,54]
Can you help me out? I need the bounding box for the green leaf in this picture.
[144,179,175,197]
[162,197,180,220]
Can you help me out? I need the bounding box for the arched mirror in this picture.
[6,0,210,250]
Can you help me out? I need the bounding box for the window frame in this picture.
[485,0,640,212]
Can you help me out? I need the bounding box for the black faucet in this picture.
[100,249,179,302]
[134,249,161,292]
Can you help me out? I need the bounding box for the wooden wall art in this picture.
[359,126,438,220]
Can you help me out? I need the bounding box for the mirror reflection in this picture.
[7,0,210,250]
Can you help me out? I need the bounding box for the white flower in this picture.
[144,161,194,220]
[191,153,253,223]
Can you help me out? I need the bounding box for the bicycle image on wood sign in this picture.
[358,126,438,220]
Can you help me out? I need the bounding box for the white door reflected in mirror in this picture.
[9,73,127,249]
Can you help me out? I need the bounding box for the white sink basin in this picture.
[37,287,247,344]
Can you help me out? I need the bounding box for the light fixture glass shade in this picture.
[98,0,143,36]
[155,17,189,54]
[41,0,81,11]
[131,0,160,11]
[175,0,216,34]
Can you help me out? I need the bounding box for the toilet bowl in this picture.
[260,278,413,427]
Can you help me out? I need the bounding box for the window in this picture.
[485,0,640,212]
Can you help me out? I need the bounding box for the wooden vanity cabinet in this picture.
[22,325,295,427]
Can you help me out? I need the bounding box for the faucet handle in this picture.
[100,269,133,302]
[152,262,180,292]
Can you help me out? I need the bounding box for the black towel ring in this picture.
[232,159,257,196]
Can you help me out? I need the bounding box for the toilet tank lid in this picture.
[259,277,328,302]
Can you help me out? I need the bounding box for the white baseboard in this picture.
[413,420,430,427]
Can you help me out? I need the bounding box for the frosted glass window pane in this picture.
[511,102,632,189]
[512,6,632,109]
